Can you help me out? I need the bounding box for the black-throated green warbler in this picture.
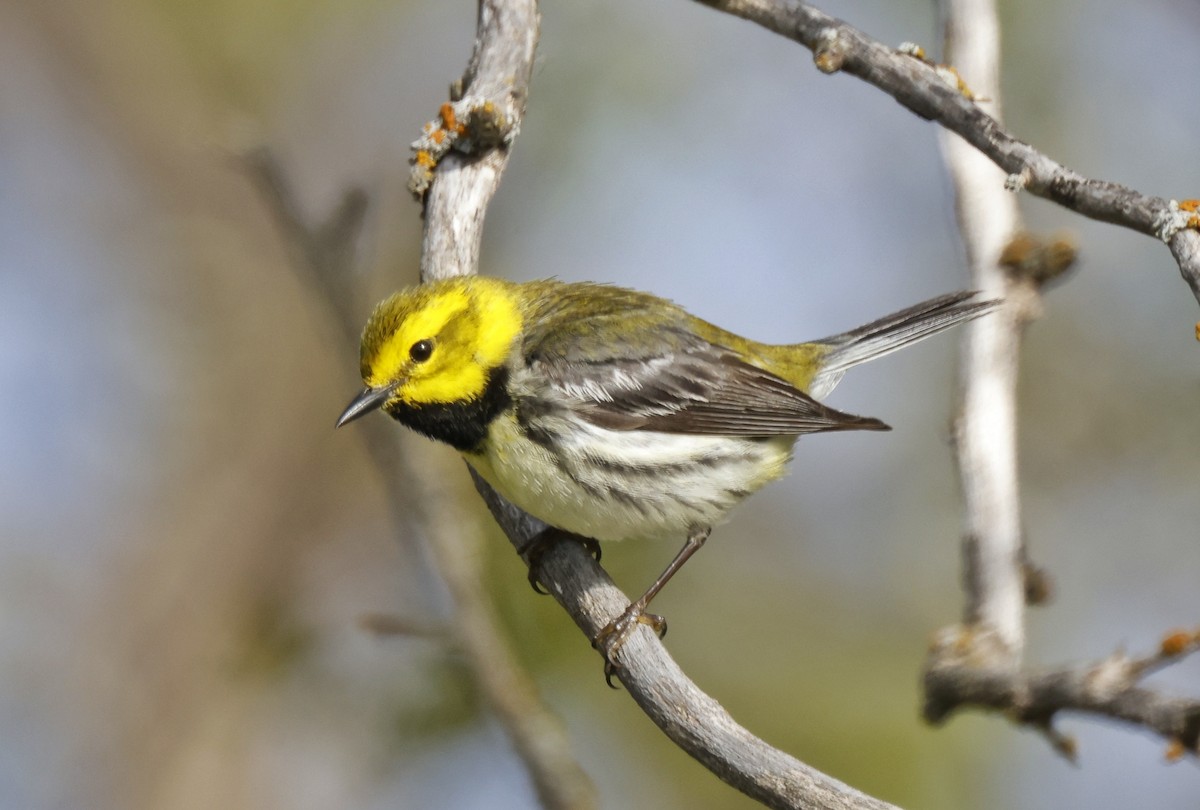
[337,276,994,667]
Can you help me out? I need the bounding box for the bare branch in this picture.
[936,0,1029,664]
[925,627,1200,760]
[416,1,541,281]
[690,0,1200,308]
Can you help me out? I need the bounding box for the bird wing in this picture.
[518,283,888,437]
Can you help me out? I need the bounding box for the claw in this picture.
[602,659,619,690]
[593,605,667,688]
[519,529,601,594]
[583,537,602,562]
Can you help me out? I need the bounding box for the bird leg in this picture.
[593,527,711,687]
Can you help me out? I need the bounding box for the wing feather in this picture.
[516,286,887,437]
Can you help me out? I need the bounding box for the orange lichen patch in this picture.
[1159,629,1197,656]
[439,102,467,136]
[935,64,976,100]
[408,98,515,199]
[1165,737,1188,763]
[1178,200,1200,228]
[897,42,979,99]
[439,102,458,132]
[1194,321,1199,342]
[814,48,844,74]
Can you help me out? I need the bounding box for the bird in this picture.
[337,275,995,673]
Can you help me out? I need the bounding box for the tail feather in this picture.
[808,291,997,399]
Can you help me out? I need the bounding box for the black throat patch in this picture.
[384,366,512,452]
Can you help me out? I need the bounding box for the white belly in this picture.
[465,410,795,542]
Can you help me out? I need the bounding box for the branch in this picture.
[924,627,1200,762]
[413,0,541,280]
[690,0,1200,310]
[936,0,1030,666]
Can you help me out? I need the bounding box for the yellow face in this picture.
[360,276,522,406]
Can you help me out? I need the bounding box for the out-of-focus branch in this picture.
[936,0,1029,667]
[242,149,368,341]
[925,628,1200,761]
[243,144,597,810]
[690,0,1200,310]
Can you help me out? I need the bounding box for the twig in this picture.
[689,0,1200,309]
[924,627,1200,761]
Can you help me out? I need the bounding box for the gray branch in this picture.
[936,0,1029,664]
[416,1,540,279]
[924,0,1200,759]
[690,0,1200,308]
[925,628,1200,760]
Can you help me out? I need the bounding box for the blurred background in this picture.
[2,0,1198,808]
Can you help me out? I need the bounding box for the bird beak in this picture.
[335,384,395,428]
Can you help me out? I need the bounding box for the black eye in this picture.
[409,339,434,363]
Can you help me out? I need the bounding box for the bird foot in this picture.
[519,528,601,594]
[593,605,667,688]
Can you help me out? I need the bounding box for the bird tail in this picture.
[807,291,997,399]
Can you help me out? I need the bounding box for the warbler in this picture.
[337,276,994,665]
